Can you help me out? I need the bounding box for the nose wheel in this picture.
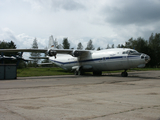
[121,70,128,77]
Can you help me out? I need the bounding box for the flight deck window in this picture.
[129,50,138,54]
[126,51,129,54]
[123,51,128,54]
[123,50,138,54]
[123,51,126,54]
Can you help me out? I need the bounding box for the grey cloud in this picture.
[103,0,160,25]
[0,28,17,42]
[50,0,85,11]
[61,0,85,10]
[24,0,85,11]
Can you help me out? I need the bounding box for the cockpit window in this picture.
[129,50,138,54]
[123,50,138,54]
[122,51,129,54]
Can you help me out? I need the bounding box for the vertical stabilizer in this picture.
[48,35,56,49]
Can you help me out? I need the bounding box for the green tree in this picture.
[62,38,70,49]
[0,40,17,64]
[30,38,41,66]
[125,38,134,48]
[97,47,102,51]
[0,40,26,68]
[77,42,83,50]
[0,40,17,56]
[125,37,148,51]
[106,44,110,49]
[85,40,95,50]
[148,33,160,67]
[111,44,114,48]
[135,37,148,53]
[117,44,124,48]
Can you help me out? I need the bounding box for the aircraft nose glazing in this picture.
[141,54,151,63]
[141,54,150,63]
[145,55,151,63]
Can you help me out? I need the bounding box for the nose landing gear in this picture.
[121,70,128,77]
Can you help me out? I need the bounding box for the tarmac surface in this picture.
[0,71,160,120]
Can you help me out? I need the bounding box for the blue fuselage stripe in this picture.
[50,55,140,65]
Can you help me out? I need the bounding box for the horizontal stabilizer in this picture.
[38,63,53,65]
[30,57,49,59]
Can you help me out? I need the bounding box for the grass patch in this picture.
[17,67,73,77]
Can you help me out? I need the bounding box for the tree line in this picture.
[1,33,160,68]
[0,41,18,64]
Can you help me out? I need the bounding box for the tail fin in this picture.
[48,35,56,49]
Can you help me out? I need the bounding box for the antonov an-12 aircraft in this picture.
[0,37,150,77]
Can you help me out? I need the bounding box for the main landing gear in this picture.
[75,69,84,75]
[121,70,128,77]
[93,71,102,76]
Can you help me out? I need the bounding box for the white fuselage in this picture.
[49,48,148,71]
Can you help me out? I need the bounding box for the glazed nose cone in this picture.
[141,54,150,63]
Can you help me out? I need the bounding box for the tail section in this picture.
[48,35,63,49]
[48,35,56,49]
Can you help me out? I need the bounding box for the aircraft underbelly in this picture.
[92,57,129,71]
[128,59,144,68]
[105,61,128,70]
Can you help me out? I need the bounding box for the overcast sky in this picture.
[0,0,160,53]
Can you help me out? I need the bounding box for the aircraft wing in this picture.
[0,49,47,53]
[51,49,90,57]
[0,49,91,57]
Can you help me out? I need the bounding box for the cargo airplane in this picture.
[0,38,150,77]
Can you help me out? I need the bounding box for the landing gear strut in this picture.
[75,70,78,75]
[121,70,128,77]
[74,68,84,75]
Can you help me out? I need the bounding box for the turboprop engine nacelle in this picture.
[72,50,81,57]
[48,49,57,57]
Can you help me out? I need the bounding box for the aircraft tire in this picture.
[121,72,128,77]
[125,72,128,77]
[78,70,84,75]
[93,71,102,76]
